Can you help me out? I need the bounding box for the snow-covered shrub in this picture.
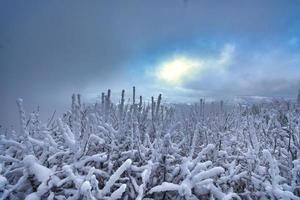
[0,88,300,199]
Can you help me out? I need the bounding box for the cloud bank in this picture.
[143,42,300,101]
[1,0,300,126]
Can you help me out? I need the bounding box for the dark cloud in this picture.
[182,45,300,98]
[1,0,300,126]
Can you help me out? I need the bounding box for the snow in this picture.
[109,184,127,200]
[81,181,92,193]
[100,159,132,196]
[23,155,53,182]
[0,175,7,189]
[149,182,180,193]
[24,193,39,200]
[192,167,225,182]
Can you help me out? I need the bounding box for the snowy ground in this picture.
[0,90,300,199]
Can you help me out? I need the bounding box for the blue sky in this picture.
[1,0,300,126]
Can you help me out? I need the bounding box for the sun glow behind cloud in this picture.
[152,44,235,86]
[155,56,201,85]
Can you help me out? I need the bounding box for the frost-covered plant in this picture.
[297,90,300,108]
[1,88,300,199]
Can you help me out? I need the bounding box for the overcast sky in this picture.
[1,0,300,127]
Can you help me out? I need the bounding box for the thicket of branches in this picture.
[1,87,300,200]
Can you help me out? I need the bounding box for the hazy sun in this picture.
[155,56,201,85]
